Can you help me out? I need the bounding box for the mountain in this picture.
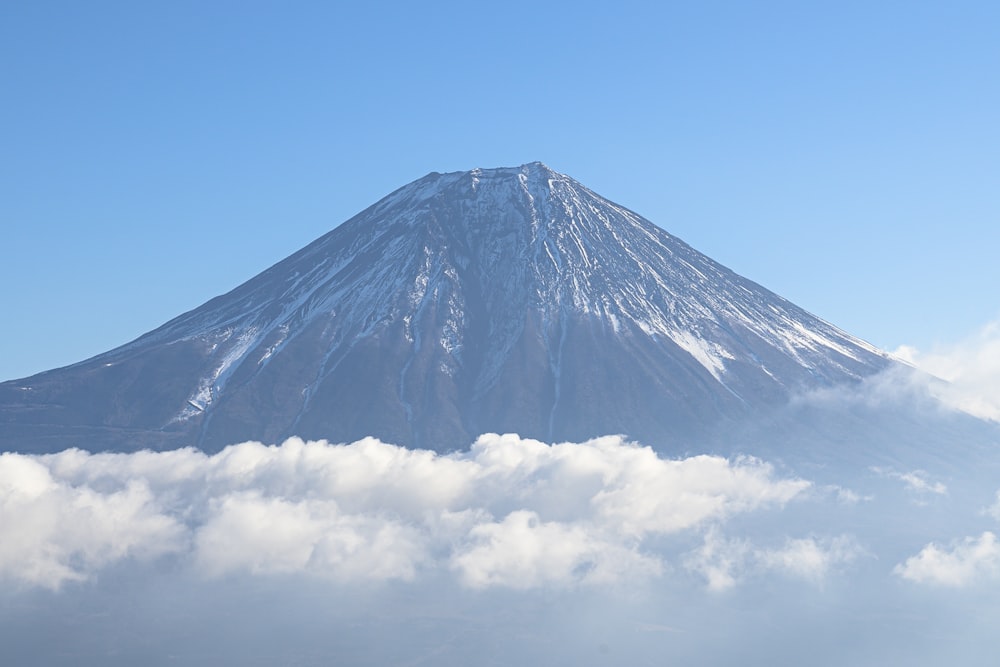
[0,162,894,454]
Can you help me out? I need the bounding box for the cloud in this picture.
[5,433,1000,666]
[756,535,862,582]
[892,320,1000,422]
[824,485,871,504]
[0,452,185,589]
[894,532,1000,586]
[684,528,861,591]
[0,435,811,590]
[193,491,427,581]
[450,510,663,589]
[683,528,752,591]
[871,467,948,496]
[984,491,1000,521]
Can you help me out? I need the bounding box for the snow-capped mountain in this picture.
[1,162,893,453]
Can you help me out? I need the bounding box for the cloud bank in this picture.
[5,431,1000,666]
[0,434,810,590]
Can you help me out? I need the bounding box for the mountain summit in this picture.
[1,163,890,453]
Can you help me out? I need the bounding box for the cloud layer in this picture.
[5,429,1000,666]
[0,434,810,590]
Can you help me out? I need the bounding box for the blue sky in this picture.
[2,1,999,381]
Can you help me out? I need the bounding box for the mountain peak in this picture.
[467,160,557,176]
[416,162,568,198]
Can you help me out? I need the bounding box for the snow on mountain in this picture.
[0,162,892,453]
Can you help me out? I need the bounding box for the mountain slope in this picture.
[0,163,891,453]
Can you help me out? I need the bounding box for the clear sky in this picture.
[2,1,999,381]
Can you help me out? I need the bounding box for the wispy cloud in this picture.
[893,320,1000,422]
[983,491,1000,521]
[685,528,862,591]
[757,534,863,582]
[871,467,948,496]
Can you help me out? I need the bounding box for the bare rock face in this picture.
[0,163,891,454]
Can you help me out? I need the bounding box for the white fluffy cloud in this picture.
[0,452,185,588]
[893,320,1000,422]
[193,492,426,580]
[894,532,1000,586]
[0,435,811,590]
[450,510,663,589]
